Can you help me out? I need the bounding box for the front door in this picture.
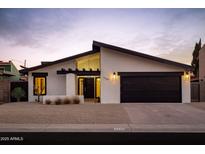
[77,77,94,99]
[84,78,94,98]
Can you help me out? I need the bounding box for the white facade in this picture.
[28,60,76,102]
[100,47,191,104]
[27,46,191,103]
[66,73,76,96]
[199,45,205,101]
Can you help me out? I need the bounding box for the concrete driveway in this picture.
[0,102,205,132]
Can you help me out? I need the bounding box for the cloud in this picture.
[0,9,79,48]
[116,9,205,62]
[1,8,205,66]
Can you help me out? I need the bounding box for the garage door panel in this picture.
[122,77,179,90]
[121,75,181,103]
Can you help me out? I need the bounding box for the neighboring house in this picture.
[0,61,20,81]
[0,61,20,103]
[20,41,192,104]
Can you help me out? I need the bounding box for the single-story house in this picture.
[20,41,192,104]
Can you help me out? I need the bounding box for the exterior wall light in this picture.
[108,72,118,81]
[112,72,117,80]
[184,71,190,81]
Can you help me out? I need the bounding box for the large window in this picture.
[32,73,47,95]
[76,53,100,70]
[95,77,100,98]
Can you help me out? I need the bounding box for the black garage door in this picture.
[120,73,182,103]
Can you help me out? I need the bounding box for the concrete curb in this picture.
[1,123,205,132]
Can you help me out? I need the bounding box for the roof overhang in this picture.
[20,40,193,75]
[93,41,193,71]
[57,68,100,76]
[19,49,100,75]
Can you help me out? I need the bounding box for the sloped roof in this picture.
[20,41,192,74]
[0,61,12,65]
[93,41,192,71]
[19,50,99,74]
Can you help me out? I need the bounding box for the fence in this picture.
[0,80,10,102]
[191,81,200,102]
[0,80,28,103]
[10,81,28,102]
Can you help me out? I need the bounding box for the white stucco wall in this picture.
[100,47,191,104]
[28,60,76,102]
[199,45,205,101]
[66,73,76,96]
[181,73,191,103]
[199,45,205,80]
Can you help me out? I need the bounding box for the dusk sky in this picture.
[0,8,205,69]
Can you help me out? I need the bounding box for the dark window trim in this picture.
[32,72,48,77]
[76,71,100,76]
[33,76,47,96]
[118,72,184,77]
[57,70,100,76]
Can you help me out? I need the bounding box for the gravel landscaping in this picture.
[0,102,130,124]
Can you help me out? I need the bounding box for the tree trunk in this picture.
[38,95,40,102]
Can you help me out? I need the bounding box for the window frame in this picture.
[32,73,48,96]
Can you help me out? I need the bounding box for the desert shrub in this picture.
[45,99,52,105]
[63,98,72,104]
[72,96,80,104]
[54,98,62,105]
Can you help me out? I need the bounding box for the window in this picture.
[95,78,100,98]
[78,78,84,95]
[76,53,100,71]
[0,67,4,73]
[33,76,46,95]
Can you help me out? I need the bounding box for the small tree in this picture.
[191,39,202,78]
[34,83,45,102]
[11,87,26,102]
